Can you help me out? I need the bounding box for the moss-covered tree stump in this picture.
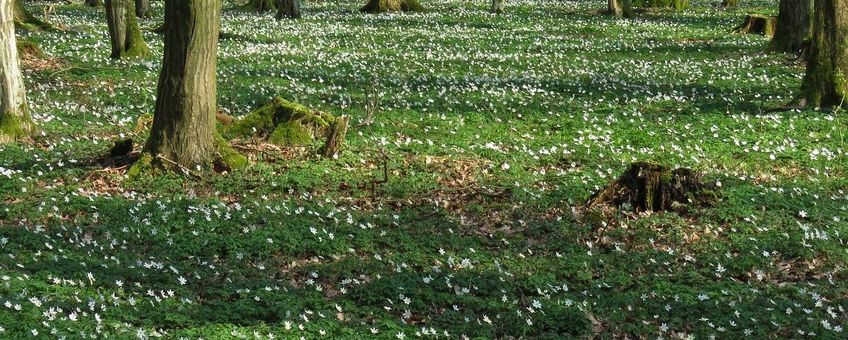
[631,0,689,10]
[319,115,349,158]
[224,97,339,147]
[587,162,716,212]
[360,0,424,13]
[733,14,777,37]
[14,0,52,30]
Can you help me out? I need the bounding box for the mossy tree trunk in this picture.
[768,0,812,54]
[0,0,33,143]
[360,0,424,13]
[721,0,738,6]
[276,0,301,19]
[145,0,221,168]
[490,0,505,14]
[800,0,848,108]
[13,0,51,30]
[85,0,103,7]
[105,0,149,58]
[244,0,276,11]
[608,0,634,18]
[134,0,149,18]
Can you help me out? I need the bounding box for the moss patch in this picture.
[216,134,248,170]
[225,97,335,147]
[360,0,424,13]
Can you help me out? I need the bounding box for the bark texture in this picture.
[608,0,634,18]
[490,0,505,14]
[800,0,848,107]
[135,0,149,18]
[145,0,222,168]
[0,0,33,143]
[360,0,424,13]
[276,0,301,19]
[768,0,812,54]
[105,0,149,58]
[320,116,349,158]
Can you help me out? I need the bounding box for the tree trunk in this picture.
[800,0,848,108]
[768,0,812,54]
[276,0,301,19]
[490,0,505,14]
[244,0,276,11]
[721,0,738,6]
[105,0,148,58]
[145,0,221,168]
[134,0,149,18]
[0,0,33,143]
[85,0,103,7]
[360,0,424,13]
[608,0,634,18]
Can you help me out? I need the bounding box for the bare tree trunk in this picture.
[608,0,634,18]
[145,0,221,168]
[490,0,504,14]
[276,0,301,19]
[135,0,149,18]
[768,0,812,54]
[800,0,848,107]
[0,0,33,143]
[105,0,148,58]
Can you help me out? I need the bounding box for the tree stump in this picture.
[224,97,338,147]
[320,115,349,158]
[587,162,716,212]
[607,0,634,18]
[490,0,505,14]
[733,14,777,37]
[276,0,301,19]
[632,0,689,10]
[360,0,424,13]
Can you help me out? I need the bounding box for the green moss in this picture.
[215,134,248,170]
[268,121,313,146]
[119,2,149,58]
[126,153,154,179]
[631,0,688,10]
[360,0,425,13]
[0,105,33,144]
[225,97,334,147]
[16,40,44,58]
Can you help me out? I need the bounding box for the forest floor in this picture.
[1,0,847,338]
